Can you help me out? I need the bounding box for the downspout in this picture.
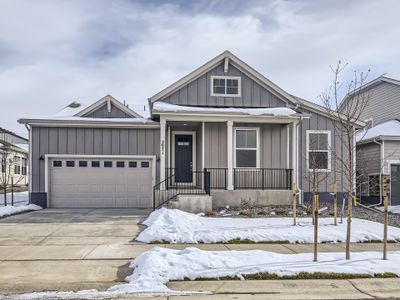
[297,117,303,204]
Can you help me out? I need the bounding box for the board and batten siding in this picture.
[83,103,132,118]
[298,109,349,193]
[204,122,289,169]
[383,140,400,173]
[31,126,160,193]
[357,143,381,175]
[161,62,287,108]
[345,82,400,126]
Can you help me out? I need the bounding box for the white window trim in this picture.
[210,75,241,97]
[306,130,331,172]
[233,127,260,168]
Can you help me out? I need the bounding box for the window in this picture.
[104,161,112,168]
[116,161,125,168]
[211,76,241,97]
[141,161,150,168]
[91,161,100,167]
[79,161,87,167]
[0,154,4,173]
[14,156,21,175]
[53,160,62,167]
[66,161,75,167]
[129,161,137,168]
[306,130,331,171]
[22,158,27,175]
[234,128,259,168]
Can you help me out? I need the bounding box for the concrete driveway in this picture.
[0,208,154,294]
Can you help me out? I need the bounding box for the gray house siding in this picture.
[31,126,160,196]
[298,109,349,195]
[384,140,400,172]
[346,82,400,126]
[357,143,381,175]
[83,103,132,118]
[162,62,287,108]
[203,122,289,169]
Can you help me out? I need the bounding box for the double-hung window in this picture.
[306,130,331,172]
[211,76,241,97]
[14,156,21,175]
[234,128,259,168]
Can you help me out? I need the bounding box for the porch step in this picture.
[172,194,213,213]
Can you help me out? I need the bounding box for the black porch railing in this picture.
[234,168,292,190]
[204,168,228,189]
[153,169,211,209]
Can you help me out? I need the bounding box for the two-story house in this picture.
[342,75,400,205]
[18,51,363,209]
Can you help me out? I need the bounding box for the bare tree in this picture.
[320,61,370,260]
[0,134,25,206]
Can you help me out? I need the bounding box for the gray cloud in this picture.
[0,0,399,136]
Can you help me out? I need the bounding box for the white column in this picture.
[227,120,234,190]
[160,118,166,188]
[291,122,298,187]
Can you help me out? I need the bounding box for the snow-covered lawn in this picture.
[378,205,400,215]
[1,191,29,207]
[137,208,400,244]
[7,247,400,299]
[0,203,42,218]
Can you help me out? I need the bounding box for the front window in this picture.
[14,156,21,175]
[307,130,331,171]
[234,128,259,168]
[211,76,241,96]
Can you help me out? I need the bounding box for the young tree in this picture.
[320,61,370,260]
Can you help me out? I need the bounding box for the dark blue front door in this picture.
[175,135,193,183]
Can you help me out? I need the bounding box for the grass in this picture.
[183,272,398,281]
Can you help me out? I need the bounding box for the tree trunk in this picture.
[313,193,319,262]
[333,182,337,226]
[383,195,388,260]
[292,183,297,226]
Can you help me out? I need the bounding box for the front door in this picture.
[391,164,400,205]
[175,135,193,183]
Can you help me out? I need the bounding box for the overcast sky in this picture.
[1,0,400,136]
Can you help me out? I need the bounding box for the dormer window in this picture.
[211,76,241,97]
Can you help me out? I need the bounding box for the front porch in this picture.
[153,104,304,209]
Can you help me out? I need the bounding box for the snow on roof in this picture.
[357,119,400,142]
[15,143,29,152]
[382,74,400,82]
[152,102,297,117]
[19,115,157,124]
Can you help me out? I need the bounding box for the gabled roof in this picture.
[0,127,28,142]
[293,95,366,128]
[339,74,400,111]
[148,50,300,106]
[74,95,142,118]
[357,119,400,144]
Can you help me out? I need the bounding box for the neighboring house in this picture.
[343,75,400,205]
[19,51,363,209]
[0,127,29,188]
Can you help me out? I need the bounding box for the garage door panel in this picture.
[49,158,153,208]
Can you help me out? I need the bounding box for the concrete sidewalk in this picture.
[167,278,400,299]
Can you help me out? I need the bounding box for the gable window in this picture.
[306,130,331,172]
[211,76,241,97]
[234,128,259,168]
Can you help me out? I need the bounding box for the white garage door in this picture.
[49,157,154,208]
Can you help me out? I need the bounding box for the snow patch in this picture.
[377,205,400,215]
[137,208,400,243]
[153,102,297,116]
[7,247,400,299]
[0,203,42,218]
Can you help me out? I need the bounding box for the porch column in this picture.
[160,118,166,189]
[227,120,234,190]
[291,122,298,187]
